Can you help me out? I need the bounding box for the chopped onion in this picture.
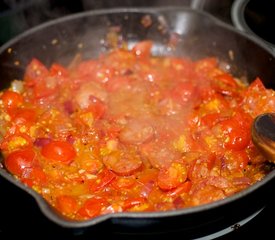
[34,138,51,147]
[11,80,24,93]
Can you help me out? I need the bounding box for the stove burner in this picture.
[231,0,275,50]
[194,207,264,240]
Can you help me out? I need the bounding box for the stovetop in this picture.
[0,1,274,239]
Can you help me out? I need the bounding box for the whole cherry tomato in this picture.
[41,140,76,164]
[1,90,23,110]
[4,148,35,176]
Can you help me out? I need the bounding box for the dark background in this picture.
[0,1,274,239]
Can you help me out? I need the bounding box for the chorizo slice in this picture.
[119,119,155,145]
[103,151,142,176]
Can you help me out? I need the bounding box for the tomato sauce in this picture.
[0,40,274,220]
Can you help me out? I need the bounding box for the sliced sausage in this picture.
[103,151,142,176]
[119,119,155,145]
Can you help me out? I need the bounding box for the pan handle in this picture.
[231,0,275,53]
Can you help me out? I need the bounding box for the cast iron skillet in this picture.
[0,7,275,237]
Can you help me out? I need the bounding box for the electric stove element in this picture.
[194,207,264,240]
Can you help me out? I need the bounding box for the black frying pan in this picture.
[0,7,274,238]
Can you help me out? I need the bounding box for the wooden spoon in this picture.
[251,113,275,163]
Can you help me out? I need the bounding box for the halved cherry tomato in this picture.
[167,181,192,197]
[219,111,252,151]
[41,140,76,164]
[11,108,37,125]
[88,169,116,192]
[4,148,35,176]
[21,167,47,187]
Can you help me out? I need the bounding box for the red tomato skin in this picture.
[41,141,76,164]
[77,198,107,219]
[247,77,265,91]
[89,169,116,191]
[56,195,78,215]
[21,167,47,187]
[1,90,23,110]
[4,148,35,176]
[50,63,68,78]
[11,108,37,125]
[219,111,252,151]
[157,162,187,190]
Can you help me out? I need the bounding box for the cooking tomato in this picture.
[158,162,188,190]
[24,58,49,85]
[132,40,153,58]
[56,195,78,215]
[1,90,23,110]
[41,140,76,164]
[88,169,116,191]
[218,111,252,151]
[21,167,47,187]
[4,148,35,177]
[11,108,37,125]
[24,58,59,99]
[77,198,107,219]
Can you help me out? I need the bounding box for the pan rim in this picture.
[231,0,275,51]
[0,6,274,56]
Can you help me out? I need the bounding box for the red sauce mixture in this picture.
[0,40,274,220]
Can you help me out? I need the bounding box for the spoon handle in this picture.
[252,113,275,163]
